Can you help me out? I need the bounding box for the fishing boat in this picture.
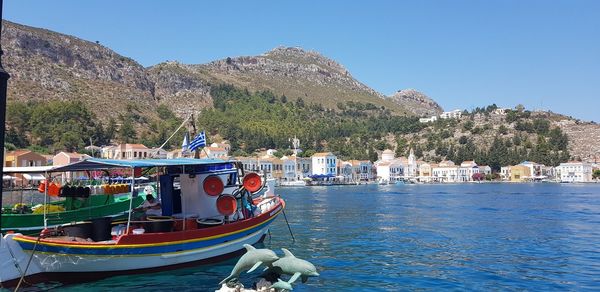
[0,158,285,287]
[1,166,144,235]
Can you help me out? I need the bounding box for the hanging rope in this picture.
[150,113,193,157]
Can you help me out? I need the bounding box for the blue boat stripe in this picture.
[18,216,276,256]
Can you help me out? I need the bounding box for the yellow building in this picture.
[510,165,531,182]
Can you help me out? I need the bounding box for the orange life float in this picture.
[216,195,237,216]
[38,180,47,193]
[48,182,61,197]
[243,173,262,193]
[203,176,224,196]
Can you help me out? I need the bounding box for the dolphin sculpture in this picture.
[266,248,319,284]
[270,278,294,291]
[219,244,279,285]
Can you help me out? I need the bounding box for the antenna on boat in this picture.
[0,0,11,234]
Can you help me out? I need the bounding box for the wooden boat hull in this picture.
[1,197,284,285]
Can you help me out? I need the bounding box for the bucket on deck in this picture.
[196,217,224,228]
[144,216,174,233]
[91,217,112,242]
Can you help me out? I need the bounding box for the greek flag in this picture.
[188,131,206,152]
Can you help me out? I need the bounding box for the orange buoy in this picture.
[216,195,237,216]
[38,180,47,193]
[243,173,262,193]
[203,176,224,196]
[48,182,61,197]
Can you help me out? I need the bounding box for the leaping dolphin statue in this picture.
[266,248,319,284]
[270,278,294,291]
[219,244,279,285]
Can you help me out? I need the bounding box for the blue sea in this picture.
[33,183,600,291]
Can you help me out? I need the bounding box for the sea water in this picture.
[45,183,600,291]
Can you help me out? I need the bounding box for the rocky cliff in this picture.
[1,20,157,120]
[151,46,410,115]
[388,89,443,116]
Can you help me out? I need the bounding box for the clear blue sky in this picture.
[4,0,600,121]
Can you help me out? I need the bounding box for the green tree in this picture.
[593,169,600,180]
[119,117,136,143]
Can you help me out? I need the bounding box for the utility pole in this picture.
[0,0,11,232]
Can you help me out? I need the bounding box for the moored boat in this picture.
[2,166,145,235]
[0,158,285,287]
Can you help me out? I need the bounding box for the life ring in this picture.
[243,173,262,193]
[203,176,224,196]
[216,195,237,216]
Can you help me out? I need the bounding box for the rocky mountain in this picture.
[151,46,411,115]
[2,20,598,161]
[1,20,157,120]
[388,89,443,116]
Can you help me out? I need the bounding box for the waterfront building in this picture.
[236,156,259,173]
[556,161,593,182]
[458,160,479,182]
[296,157,312,178]
[510,165,531,182]
[418,163,435,182]
[376,161,391,183]
[479,165,492,176]
[210,141,231,154]
[101,144,150,160]
[311,152,337,176]
[339,161,353,182]
[258,157,274,179]
[500,166,511,181]
[375,149,407,183]
[519,161,545,179]
[280,156,298,181]
[4,149,46,167]
[348,160,373,182]
[432,164,458,182]
[404,149,418,179]
[200,146,228,159]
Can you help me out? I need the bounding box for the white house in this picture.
[432,160,457,182]
[339,161,353,182]
[201,146,228,160]
[419,116,438,123]
[349,160,373,181]
[458,161,479,182]
[296,157,312,177]
[237,157,259,173]
[311,152,337,175]
[280,156,299,181]
[440,109,463,119]
[556,161,593,182]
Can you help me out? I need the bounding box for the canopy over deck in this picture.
[52,158,231,172]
